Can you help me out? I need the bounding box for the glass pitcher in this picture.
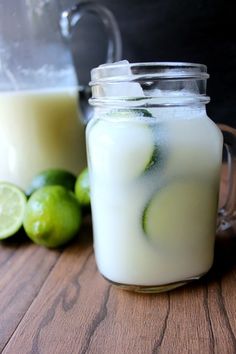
[0,0,121,189]
[87,62,236,293]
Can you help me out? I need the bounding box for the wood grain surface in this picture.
[0,177,236,354]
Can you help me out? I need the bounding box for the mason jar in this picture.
[86,62,236,293]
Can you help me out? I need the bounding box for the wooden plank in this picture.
[155,260,236,354]
[2,223,236,354]
[206,234,236,353]
[0,235,61,352]
[153,285,214,354]
[222,268,236,340]
[2,223,100,354]
[85,288,170,354]
[0,245,16,270]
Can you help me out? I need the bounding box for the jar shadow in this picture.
[205,230,236,283]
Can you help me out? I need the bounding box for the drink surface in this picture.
[0,88,87,189]
[87,108,223,286]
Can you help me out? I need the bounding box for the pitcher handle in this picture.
[60,1,122,123]
[218,124,236,233]
[60,1,122,63]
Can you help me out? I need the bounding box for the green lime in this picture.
[0,182,27,240]
[23,186,81,248]
[75,168,90,207]
[26,169,77,196]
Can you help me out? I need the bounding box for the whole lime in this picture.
[23,186,81,248]
[26,169,76,196]
[75,168,90,207]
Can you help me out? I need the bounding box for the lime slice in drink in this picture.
[26,169,76,196]
[0,182,27,240]
[88,119,156,181]
[105,108,152,119]
[105,109,165,173]
[23,185,81,248]
[142,180,218,249]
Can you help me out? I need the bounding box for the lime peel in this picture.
[75,168,90,207]
[23,185,81,248]
[26,169,76,196]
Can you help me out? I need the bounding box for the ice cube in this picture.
[98,60,144,98]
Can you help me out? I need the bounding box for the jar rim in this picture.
[90,61,209,84]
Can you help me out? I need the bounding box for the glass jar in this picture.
[87,62,236,293]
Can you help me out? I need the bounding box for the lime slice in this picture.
[142,180,218,249]
[106,108,152,119]
[75,168,90,207]
[88,119,155,181]
[23,185,81,248]
[0,182,27,240]
[26,169,76,196]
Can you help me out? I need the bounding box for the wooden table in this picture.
[0,185,236,354]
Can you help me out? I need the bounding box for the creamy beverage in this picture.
[0,88,86,189]
[87,108,222,288]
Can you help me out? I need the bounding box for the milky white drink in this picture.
[0,88,86,189]
[87,108,223,290]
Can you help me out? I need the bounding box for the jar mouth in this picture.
[89,61,210,107]
[90,62,209,84]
